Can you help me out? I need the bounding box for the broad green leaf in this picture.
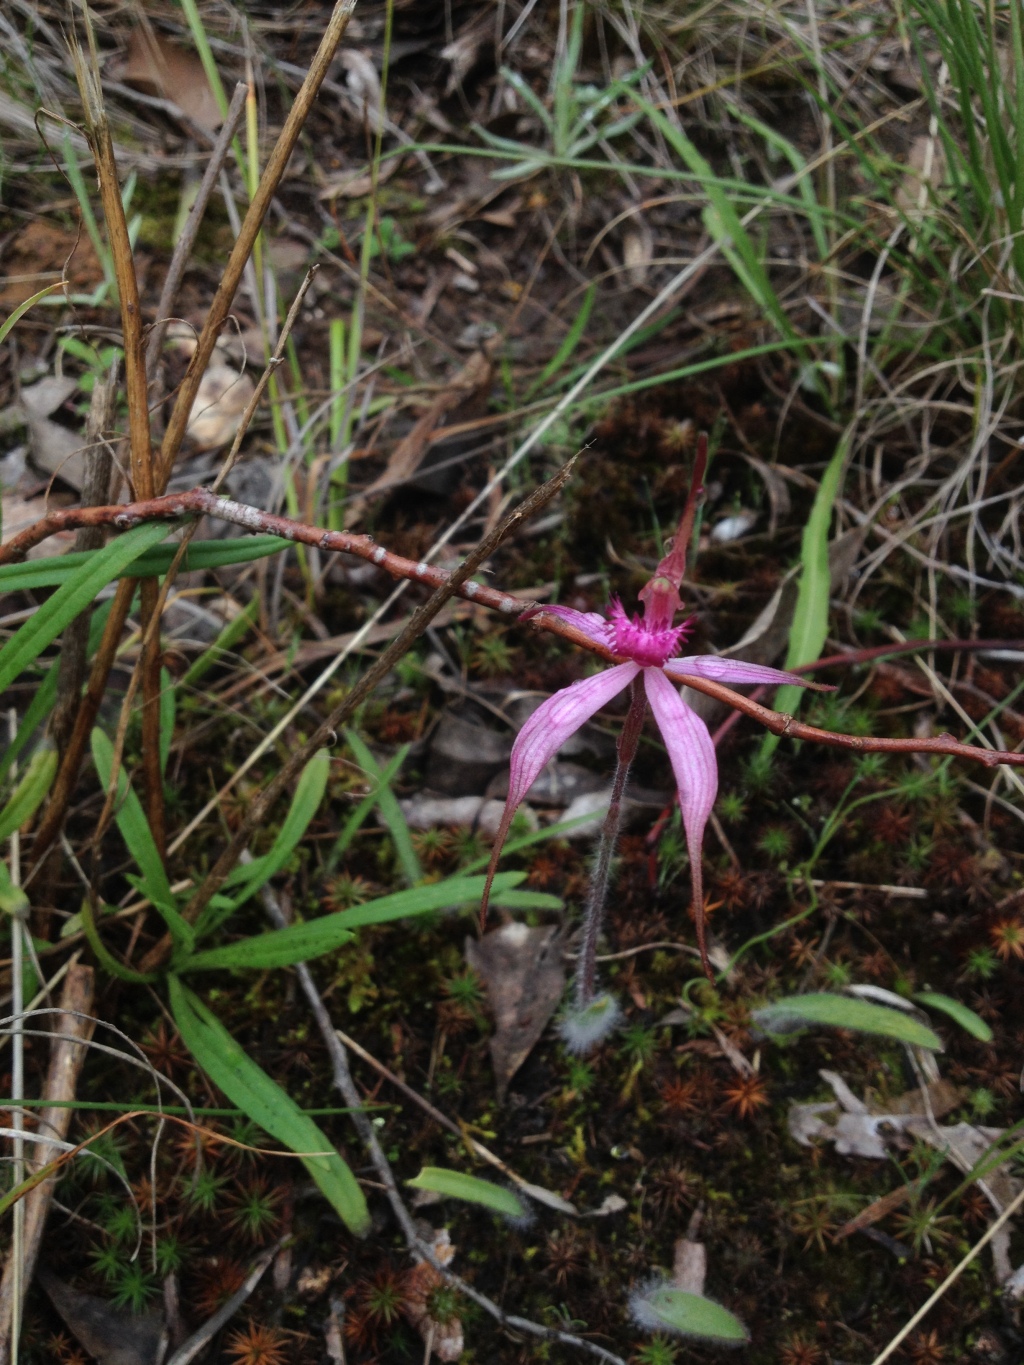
[0,522,170,695]
[0,534,288,594]
[753,992,942,1051]
[345,731,420,885]
[90,729,184,947]
[636,1287,749,1344]
[216,749,330,915]
[406,1167,525,1218]
[914,991,992,1043]
[0,745,57,842]
[181,872,541,972]
[168,977,369,1235]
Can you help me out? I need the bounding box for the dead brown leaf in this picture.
[465,921,565,1099]
[346,349,494,524]
[119,25,223,133]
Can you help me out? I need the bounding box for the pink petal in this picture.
[535,604,611,649]
[479,662,639,927]
[643,667,718,975]
[668,654,811,688]
[507,662,639,807]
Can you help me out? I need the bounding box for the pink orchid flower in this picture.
[482,493,812,982]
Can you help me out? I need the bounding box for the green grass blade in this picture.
[0,522,169,695]
[179,596,259,691]
[526,283,596,399]
[326,747,407,872]
[762,433,848,757]
[0,282,67,346]
[344,731,421,885]
[217,749,330,913]
[167,977,370,1235]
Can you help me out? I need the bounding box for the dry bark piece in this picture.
[19,375,88,491]
[466,921,566,1099]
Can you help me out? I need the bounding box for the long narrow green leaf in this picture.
[217,750,330,913]
[753,993,942,1050]
[0,746,57,842]
[168,977,369,1235]
[159,667,175,778]
[327,746,408,872]
[0,599,114,786]
[89,729,185,949]
[0,535,288,594]
[406,1167,525,1218]
[527,283,596,398]
[181,872,544,972]
[0,522,170,695]
[763,432,849,757]
[345,731,421,885]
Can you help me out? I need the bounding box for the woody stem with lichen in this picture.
[575,676,647,1009]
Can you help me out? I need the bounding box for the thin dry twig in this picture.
[69,10,163,843]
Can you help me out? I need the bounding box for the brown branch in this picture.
[69,14,162,843]
[144,81,249,382]
[8,489,1024,780]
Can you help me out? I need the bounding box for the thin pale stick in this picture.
[868,1182,1024,1365]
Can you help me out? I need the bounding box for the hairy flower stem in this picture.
[575,677,647,1009]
